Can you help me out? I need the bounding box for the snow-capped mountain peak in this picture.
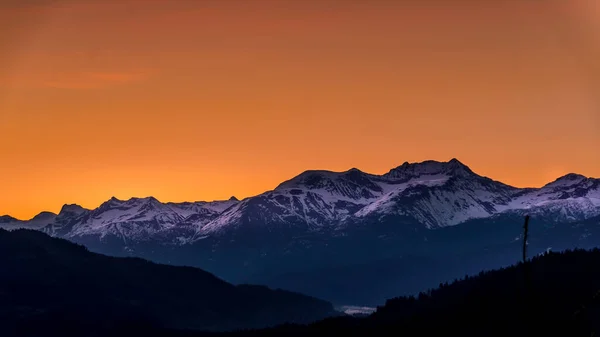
[0,211,58,230]
[58,204,88,216]
[543,173,590,189]
[383,158,474,182]
[274,168,383,201]
[31,211,57,221]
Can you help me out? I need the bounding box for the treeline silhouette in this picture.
[233,249,600,337]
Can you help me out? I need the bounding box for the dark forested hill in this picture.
[242,249,600,337]
[0,229,336,337]
[5,228,600,337]
[117,249,600,337]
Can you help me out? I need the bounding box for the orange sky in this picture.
[1,0,599,220]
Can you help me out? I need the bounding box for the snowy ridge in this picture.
[166,197,239,219]
[60,196,240,242]
[196,159,599,234]
[0,212,57,230]
[2,159,599,244]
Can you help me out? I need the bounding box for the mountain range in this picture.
[3,159,599,305]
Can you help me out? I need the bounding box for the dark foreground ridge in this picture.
[0,229,336,336]
[3,229,600,337]
[246,249,600,337]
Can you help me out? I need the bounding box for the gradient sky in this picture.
[1,0,599,219]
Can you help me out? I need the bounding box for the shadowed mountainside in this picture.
[6,238,600,336]
[0,229,337,337]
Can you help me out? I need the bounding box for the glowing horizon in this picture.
[1,0,599,219]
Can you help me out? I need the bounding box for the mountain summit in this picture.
[384,158,474,180]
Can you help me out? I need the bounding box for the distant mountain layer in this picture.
[0,229,336,335]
